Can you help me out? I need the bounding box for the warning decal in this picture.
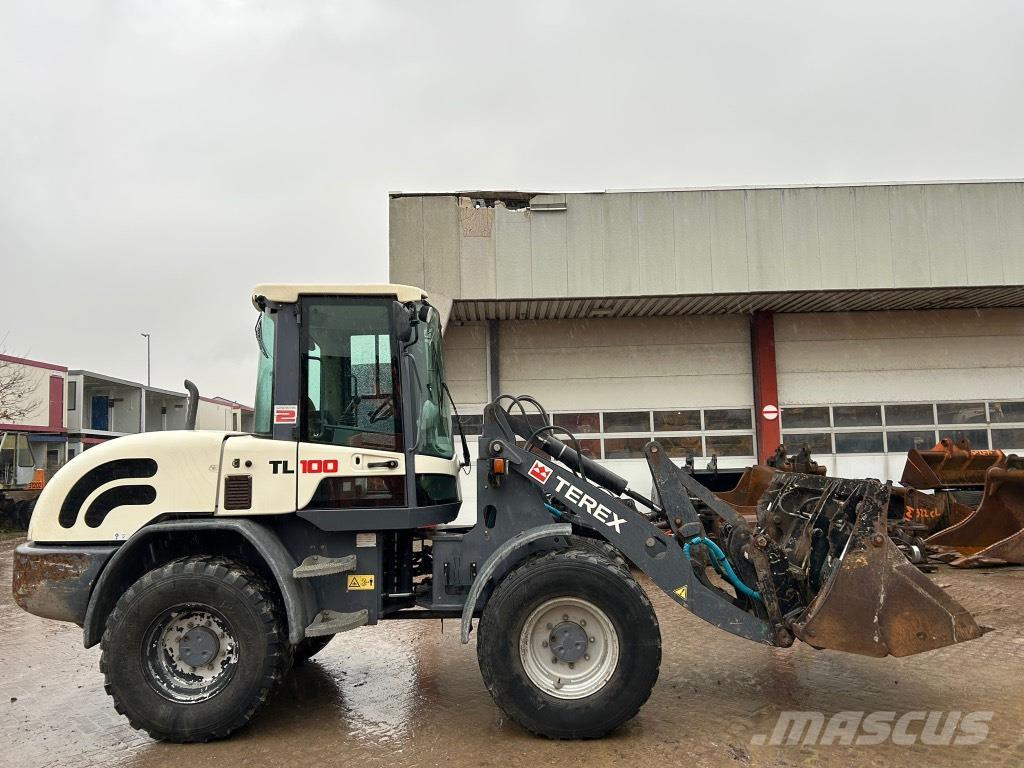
[347,574,375,590]
[674,585,688,601]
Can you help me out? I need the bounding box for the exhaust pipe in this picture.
[184,380,199,430]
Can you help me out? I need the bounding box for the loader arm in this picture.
[504,444,775,643]
[485,399,982,657]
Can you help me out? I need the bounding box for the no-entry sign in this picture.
[762,404,779,421]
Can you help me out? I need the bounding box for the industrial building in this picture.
[389,180,1024,519]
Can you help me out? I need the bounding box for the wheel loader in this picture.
[12,284,983,742]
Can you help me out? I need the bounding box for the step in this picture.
[292,554,357,579]
[305,609,369,637]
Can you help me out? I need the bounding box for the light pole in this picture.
[140,333,151,386]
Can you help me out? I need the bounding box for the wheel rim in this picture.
[519,597,619,700]
[142,603,239,703]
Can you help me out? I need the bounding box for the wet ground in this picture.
[2,535,1023,768]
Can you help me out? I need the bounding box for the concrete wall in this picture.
[445,323,488,408]
[391,182,1024,302]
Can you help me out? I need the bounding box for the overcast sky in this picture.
[2,1,1022,403]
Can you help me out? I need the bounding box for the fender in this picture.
[459,523,572,644]
[82,519,316,647]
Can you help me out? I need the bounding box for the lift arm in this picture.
[487,434,775,646]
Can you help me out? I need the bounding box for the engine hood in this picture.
[29,430,234,543]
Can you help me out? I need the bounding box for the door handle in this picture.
[367,460,399,470]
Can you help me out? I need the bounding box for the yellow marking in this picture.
[674,585,688,601]
[347,574,375,590]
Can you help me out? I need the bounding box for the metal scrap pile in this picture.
[702,439,1024,571]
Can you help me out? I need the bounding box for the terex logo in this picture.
[554,476,627,533]
[528,460,552,484]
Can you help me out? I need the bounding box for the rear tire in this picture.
[477,549,661,739]
[100,556,292,742]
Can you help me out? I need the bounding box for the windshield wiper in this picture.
[443,381,471,469]
[255,314,269,359]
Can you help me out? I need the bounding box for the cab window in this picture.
[302,299,402,452]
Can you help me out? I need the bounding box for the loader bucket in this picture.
[926,464,1024,567]
[755,474,983,657]
[901,438,1005,489]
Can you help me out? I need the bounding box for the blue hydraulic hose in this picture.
[544,503,563,519]
[684,536,762,603]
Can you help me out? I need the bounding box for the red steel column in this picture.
[750,311,781,463]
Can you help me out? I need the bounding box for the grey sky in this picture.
[2,1,1022,403]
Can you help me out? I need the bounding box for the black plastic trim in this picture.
[297,501,461,531]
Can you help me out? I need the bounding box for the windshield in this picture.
[254,310,275,434]
[409,307,454,460]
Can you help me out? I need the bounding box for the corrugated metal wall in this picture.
[498,315,750,412]
[776,308,1024,405]
[391,182,1024,301]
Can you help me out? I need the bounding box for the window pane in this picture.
[254,311,276,435]
[886,430,936,453]
[835,432,884,453]
[68,381,77,411]
[783,432,832,454]
[885,403,934,426]
[938,428,989,449]
[576,439,602,459]
[990,402,1024,424]
[781,406,830,428]
[936,402,986,424]
[992,428,1024,451]
[303,300,401,452]
[705,434,754,457]
[833,405,882,427]
[704,408,752,431]
[603,411,650,433]
[553,412,600,434]
[659,436,702,458]
[603,437,649,458]
[653,409,701,431]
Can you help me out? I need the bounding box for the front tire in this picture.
[293,635,334,666]
[477,549,661,739]
[100,556,292,742]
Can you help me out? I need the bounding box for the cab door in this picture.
[297,297,407,512]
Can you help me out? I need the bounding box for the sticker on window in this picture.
[273,405,297,425]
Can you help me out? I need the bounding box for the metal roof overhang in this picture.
[450,285,1024,322]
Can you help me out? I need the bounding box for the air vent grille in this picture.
[224,475,252,510]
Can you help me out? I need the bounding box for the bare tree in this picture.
[0,339,43,422]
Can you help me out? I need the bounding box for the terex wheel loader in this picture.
[12,284,982,742]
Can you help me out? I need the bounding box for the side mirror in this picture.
[393,301,416,344]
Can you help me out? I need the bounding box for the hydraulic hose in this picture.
[684,536,762,603]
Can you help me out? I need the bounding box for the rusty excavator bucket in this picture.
[902,438,1006,489]
[750,473,983,657]
[927,459,1024,567]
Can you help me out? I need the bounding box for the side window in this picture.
[303,300,402,452]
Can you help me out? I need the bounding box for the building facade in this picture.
[0,354,68,486]
[2,355,253,488]
[389,181,1024,518]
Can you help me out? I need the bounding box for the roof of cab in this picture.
[252,283,427,308]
